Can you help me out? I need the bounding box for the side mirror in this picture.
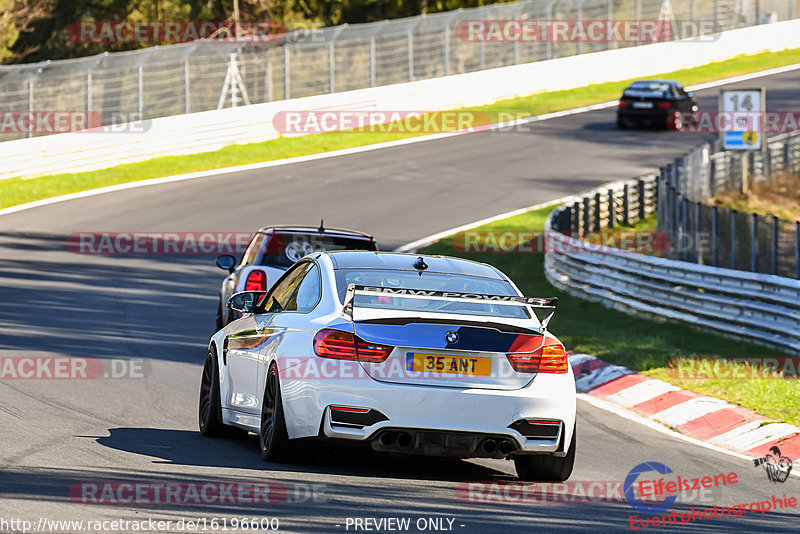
[216,254,236,273]
[227,291,266,314]
[687,92,694,98]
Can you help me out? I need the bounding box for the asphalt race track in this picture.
[1,70,799,533]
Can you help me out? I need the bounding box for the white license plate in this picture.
[632,101,654,109]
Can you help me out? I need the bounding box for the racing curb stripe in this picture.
[678,407,769,440]
[567,353,800,463]
[632,389,703,417]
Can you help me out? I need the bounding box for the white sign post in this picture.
[719,88,765,151]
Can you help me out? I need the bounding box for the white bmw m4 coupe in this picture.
[199,251,577,481]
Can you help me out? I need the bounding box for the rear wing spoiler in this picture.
[342,284,557,330]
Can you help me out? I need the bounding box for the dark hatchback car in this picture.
[214,225,378,329]
[617,80,698,129]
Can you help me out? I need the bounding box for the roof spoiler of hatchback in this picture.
[342,284,557,330]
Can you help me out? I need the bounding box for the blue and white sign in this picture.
[720,89,764,150]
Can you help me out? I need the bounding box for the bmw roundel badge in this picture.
[445,331,459,344]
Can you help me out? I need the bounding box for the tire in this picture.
[199,348,247,438]
[259,364,293,462]
[617,117,627,129]
[514,423,576,481]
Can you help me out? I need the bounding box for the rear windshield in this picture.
[259,234,377,268]
[623,82,672,98]
[335,269,529,319]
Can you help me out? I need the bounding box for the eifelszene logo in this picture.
[753,446,793,483]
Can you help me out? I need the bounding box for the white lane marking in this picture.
[3,62,799,219]
[394,199,562,253]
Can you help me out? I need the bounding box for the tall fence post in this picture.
[750,213,757,272]
[283,46,290,99]
[796,221,800,279]
[370,37,377,87]
[711,206,718,267]
[27,76,34,139]
[328,42,335,93]
[443,27,450,76]
[408,31,414,81]
[771,216,778,275]
[86,69,93,113]
[546,3,554,60]
[695,202,701,264]
[184,57,191,113]
[138,64,144,118]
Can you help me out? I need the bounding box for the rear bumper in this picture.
[281,363,576,457]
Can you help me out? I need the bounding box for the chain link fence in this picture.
[658,133,800,278]
[1,0,797,141]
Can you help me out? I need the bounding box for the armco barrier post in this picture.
[623,183,630,226]
[731,209,737,270]
[583,197,590,234]
[638,179,646,221]
[608,188,616,228]
[594,192,602,231]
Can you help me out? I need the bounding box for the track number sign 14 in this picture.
[719,88,765,150]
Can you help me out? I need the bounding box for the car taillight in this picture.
[244,269,266,291]
[657,102,672,109]
[506,340,568,374]
[313,329,393,363]
[618,101,629,107]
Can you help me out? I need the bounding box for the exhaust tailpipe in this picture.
[396,432,412,448]
[499,440,515,455]
[379,432,395,447]
[481,439,497,454]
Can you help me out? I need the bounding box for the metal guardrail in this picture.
[1,0,794,141]
[545,156,800,355]
[658,133,800,277]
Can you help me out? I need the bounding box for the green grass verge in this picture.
[3,48,800,210]
[419,205,800,426]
